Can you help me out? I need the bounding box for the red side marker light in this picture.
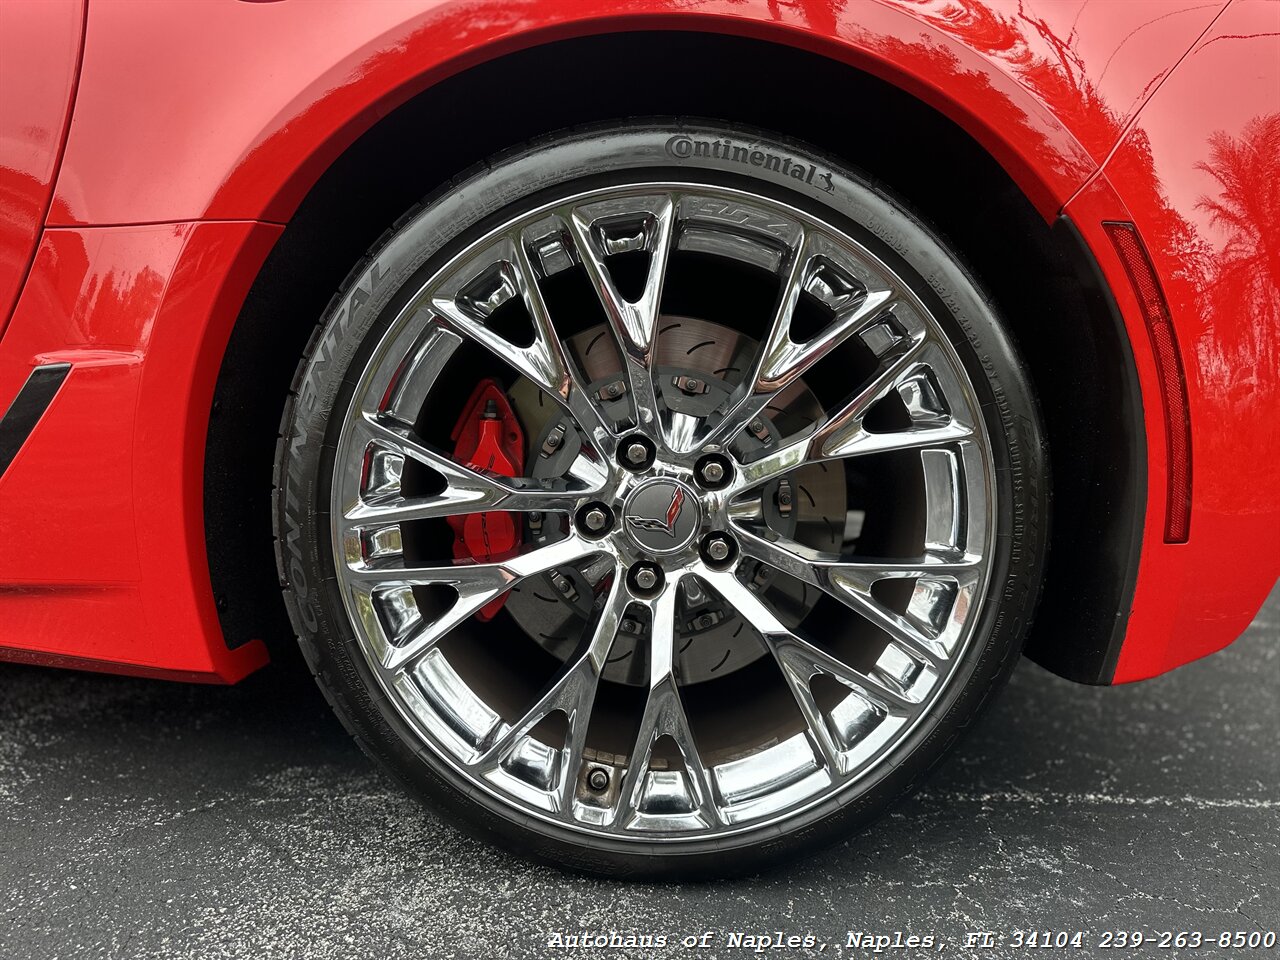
[1104,221,1192,543]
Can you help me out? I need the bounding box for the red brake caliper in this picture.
[447,379,525,621]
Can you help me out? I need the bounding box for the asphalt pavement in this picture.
[2,587,1277,960]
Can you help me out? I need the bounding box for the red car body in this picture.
[1,0,1275,686]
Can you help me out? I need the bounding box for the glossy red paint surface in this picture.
[0,0,82,330]
[0,0,1274,683]
[49,0,1221,227]
[1067,0,1280,683]
[0,222,275,681]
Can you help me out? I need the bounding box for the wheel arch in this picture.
[204,29,1145,683]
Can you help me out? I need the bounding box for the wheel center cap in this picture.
[622,478,700,555]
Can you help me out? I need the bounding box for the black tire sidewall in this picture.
[274,120,1047,879]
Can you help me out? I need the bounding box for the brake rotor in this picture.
[503,315,846,686]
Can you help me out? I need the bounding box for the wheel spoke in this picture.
[567,195,676,444]
[615,579,721,829]
[728,433,814,494]
[348,531,591,584]
[349,412,595,527]
[813,337,973,460]
[768,637,852,774]
[346,486,578,527]
[734,524,978,585]
[508,238,620,455]
[697,567,920,714]
[472,574,629,811]
[727,336,974,495]
[430,238,568,397]
[732,525,976,663]
[822,575,951,665]
[430,237,617,457]
[348,534,594,672]
[693,230,897,453]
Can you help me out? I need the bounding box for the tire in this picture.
[274,120,1048,879]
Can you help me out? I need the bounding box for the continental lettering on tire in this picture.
[349,260,387,317]
[666,136,834,192]
[282,258,389,633]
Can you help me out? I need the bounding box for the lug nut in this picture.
[700,532,737,567]
[576,502,614,537]
[628,562,663,595]
[695,453,732,489]
[587,768,610,792]
[619,435,655,471]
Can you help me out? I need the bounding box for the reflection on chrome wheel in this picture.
[276,123,1046,876]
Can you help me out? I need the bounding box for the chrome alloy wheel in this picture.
[331,182,995,840]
